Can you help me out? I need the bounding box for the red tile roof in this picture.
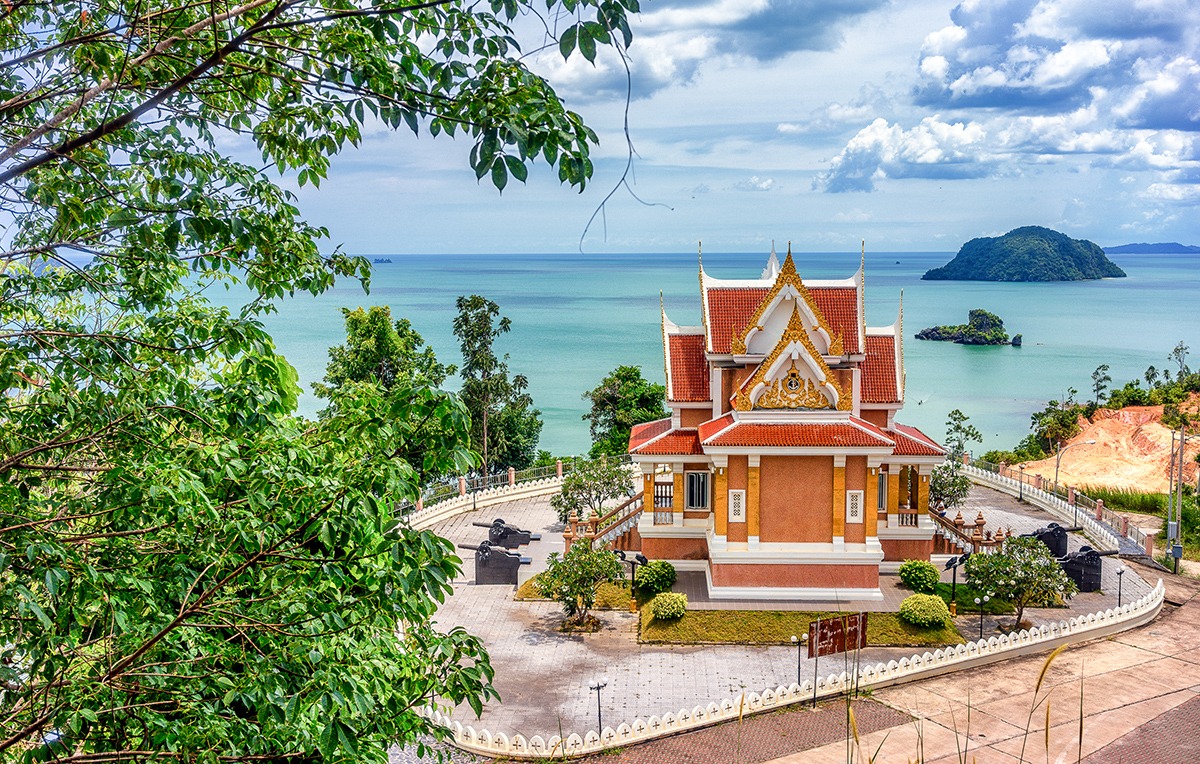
[631,429,704,456]
[702,419,894,449]
[861,335,900,403]
[810,287,860,354]
[704,286,861,355]
[668,334,710,401]
[705,287,767,353]
[892,424,946,456]
[696,413,735,441]
[628,417,672,451]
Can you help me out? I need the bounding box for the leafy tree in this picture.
[1171,341,1191,380]
[582,365,668,457]
[944,409,982,461]
[1145,365,1161,388]
[534,543,625,628]
[1,0,638,759]
[930,462,972,510]
[1091,363,1111,405]
[965,536,1077,628]
[316,306,454,397]
[1030,398,1084,453]
[453,295,543,474]
[551,457,634,523]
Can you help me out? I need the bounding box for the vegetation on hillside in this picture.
[915,308,1013,345]
[923,226,1126,282]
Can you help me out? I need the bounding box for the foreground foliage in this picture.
[898,594,952,628]
[551,457,633,523]
[582,365,668,457]
[1,0,639,759]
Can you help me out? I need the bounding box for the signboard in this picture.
[728,490,745,523]
[846,490,864,524]
[807,613,869,658]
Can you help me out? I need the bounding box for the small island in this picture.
[922,226,1126,282]
[915,309,1020,346]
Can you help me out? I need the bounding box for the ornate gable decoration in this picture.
[732,251,844,357]
[733,307,852,411]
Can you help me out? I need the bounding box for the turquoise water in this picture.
[207,251,1200,457]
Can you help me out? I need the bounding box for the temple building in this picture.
[627,248,946,601]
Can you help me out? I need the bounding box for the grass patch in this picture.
[1079,486,1166,516]
[515,573,634,610]
[639,607,964,647]
[933,582,1015,615]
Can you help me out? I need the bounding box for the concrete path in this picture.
[763,563,1200,764]
[415,486,1155,751]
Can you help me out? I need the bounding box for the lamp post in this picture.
[974,594,991,640]
[789,634,802,687]
[1116,565,1126,607]
[589,678,608,731]
[944,552,971,617]
[1018,464,1025,502]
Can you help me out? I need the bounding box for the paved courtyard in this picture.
[406,485,1156,756]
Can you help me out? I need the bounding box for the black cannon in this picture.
[457,541,531,585]
[1022,523,1083,558]
[1059,545,1118,593]
[471,518,542,549]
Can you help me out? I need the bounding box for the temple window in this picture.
[685,471,710,510]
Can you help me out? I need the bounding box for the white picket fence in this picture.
[962,463,1126,551]
[420,580,1162,759]
[407,463,1164,759]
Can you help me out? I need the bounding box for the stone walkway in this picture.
[394,485,1158,761]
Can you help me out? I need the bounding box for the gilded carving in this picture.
[755,362,832,409]
[734,306,850,410]
[734,251,845,355]
[730,332,747,355]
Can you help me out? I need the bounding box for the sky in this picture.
[290,0,1200,254]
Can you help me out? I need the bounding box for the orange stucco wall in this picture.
[726,456,748,542]
[641,536,709,561]
[881,537,934,562]
[759,455,833,543]
[860,409,888,428]
[711,562,878,589]
[680,408,709,428]
[844,455,867,544]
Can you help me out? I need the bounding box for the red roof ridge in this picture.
[697,413,736,442]
[628,417,672,451]
[893,423,945,451]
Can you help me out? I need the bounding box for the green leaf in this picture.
[491,161,508,192]
[560,24,578,59]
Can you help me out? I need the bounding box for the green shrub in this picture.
[898,593,951,628]
[634,559,676,594]
[650,592,687,621]
[898,559,940,593]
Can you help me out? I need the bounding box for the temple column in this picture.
[832,455,846,548]
[747,456,761,550]
[642,464,655,512]
[917,466,931,513]
[865,462,880,540]
[713,458,728,544]
[886,465,900,528]
[671,462,684,527]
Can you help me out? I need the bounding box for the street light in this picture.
[1018,464,1025,502]
[612,550,648,589]
[944,552,971,616]
[588,678,608,731]
[1116,565,1126,608]
[974,594,991,640]
[790,633,814,707]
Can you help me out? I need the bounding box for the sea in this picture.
[205,251,1200,458]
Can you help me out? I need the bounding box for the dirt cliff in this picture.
[1018,395,1200,493]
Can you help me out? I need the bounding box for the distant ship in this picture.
[373,257,393,264]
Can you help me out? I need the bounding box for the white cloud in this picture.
[730,175,776,191]
[815,117,992,192]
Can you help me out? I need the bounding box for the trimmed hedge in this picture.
[634,560,677,595]
[650,592,688,621]
[898,559,940,593]
[898,593,952,628]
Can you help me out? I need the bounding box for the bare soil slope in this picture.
[1020,394,1200,492]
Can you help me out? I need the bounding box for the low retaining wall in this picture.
[962,464,1125,551]
[405,475,566,529]
[423,579,1163,759]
